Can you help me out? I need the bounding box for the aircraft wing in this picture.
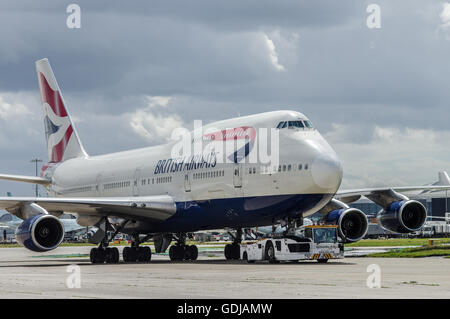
[0,174,51,186]
[336,185,450,204]
[0,195,176,223]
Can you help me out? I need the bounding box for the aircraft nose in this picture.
[310,152,343,193]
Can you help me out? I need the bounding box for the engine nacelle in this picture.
[327,208,369,242]
[377,200,427,233]
[15,214,65,252]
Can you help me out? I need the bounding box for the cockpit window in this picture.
[277,120,312,130]
[288,121,304,128]
[304,120,313,128]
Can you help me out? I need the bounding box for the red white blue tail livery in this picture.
[36,58,87,163]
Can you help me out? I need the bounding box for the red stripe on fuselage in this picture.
[203,126,256,142]
[38,72,68,117]
[51,125,73,163]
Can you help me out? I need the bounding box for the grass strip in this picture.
[346,238,450,247]
[366,245,450,258]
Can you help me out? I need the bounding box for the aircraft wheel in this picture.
[169,245,177,261]
[187,245,198,261]
[90,248,98,263]
[90,247,105,264]
[144,246,152,262]
[123,247,138,262]
[104,247,113,263]
[105,247,119,264]
[110,247,120,263]
[138,246,152,262]
[231,244,240,260]
[169,245,184,261]
[317,259,328,263]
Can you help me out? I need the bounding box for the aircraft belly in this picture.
[142,193,332,233]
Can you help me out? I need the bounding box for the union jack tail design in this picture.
[36,58,87,164]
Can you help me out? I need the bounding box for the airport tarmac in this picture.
[0,246,449,299]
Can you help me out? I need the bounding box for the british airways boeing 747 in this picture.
[0,59,448,263]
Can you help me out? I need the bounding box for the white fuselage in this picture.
[43,111,343,233]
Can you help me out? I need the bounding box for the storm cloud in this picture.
[0,0,449,197]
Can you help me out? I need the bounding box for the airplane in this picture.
[419,171,450,195]
[1,58,450,264]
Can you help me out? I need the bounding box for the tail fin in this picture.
[438,171,450,185]
[36,58,87,163]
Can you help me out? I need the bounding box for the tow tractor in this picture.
[240,225,344,263]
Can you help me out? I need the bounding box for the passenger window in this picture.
[305,164,309,170]
[253,167,256,174]
[282,165,286,172]
[298,164,302,170]
[288,164,291,171]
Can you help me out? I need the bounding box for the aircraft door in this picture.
[133,168,141,196]
[272,166,280,194]
[184,174,191,192]
[96,174,102,196]
[233,164,243,188]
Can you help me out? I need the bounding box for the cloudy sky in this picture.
[1,0,450,198]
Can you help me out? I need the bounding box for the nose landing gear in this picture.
[224,229,242,260]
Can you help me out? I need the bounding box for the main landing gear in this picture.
[89,218,152,264]
[168,233,198,261]
[122,234,152,263]
[224,229,242,260]
[90,217,121,264]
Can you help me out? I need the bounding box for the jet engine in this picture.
[327,207,369,242]
[377,200,426,233]
[15,214,65,252]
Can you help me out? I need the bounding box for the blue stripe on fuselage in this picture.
[149,193,332,233]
